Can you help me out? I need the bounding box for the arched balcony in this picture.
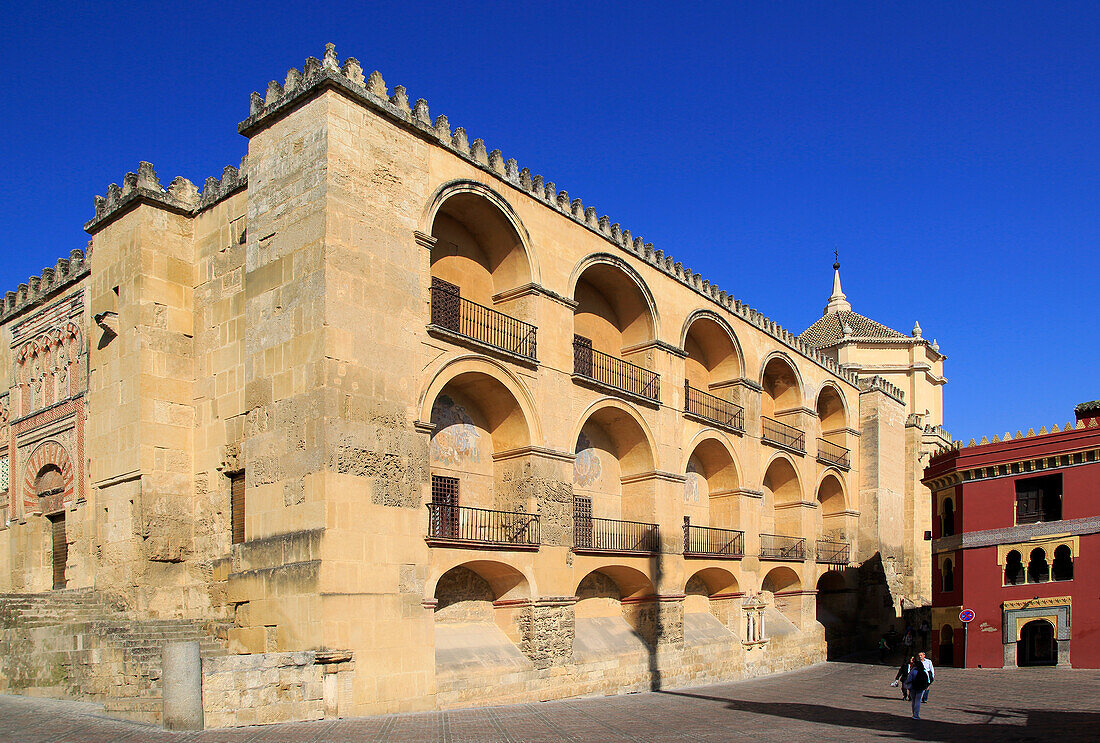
[682,315,744,432]
[572,259,659,403]
[761,457,806,561]
[428,189,537,361]
[814,385,850,470]
[426,372,539,549]
[572,405,658,554]
[760,356,805,453]
[814,473,850,565]
[682,438,743,558]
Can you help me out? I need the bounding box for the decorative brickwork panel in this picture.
[15,321,85,418]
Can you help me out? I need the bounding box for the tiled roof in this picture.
[799,310,909,349]
[1076,399,1100,414]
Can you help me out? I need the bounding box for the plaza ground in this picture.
[1,660,1097,742]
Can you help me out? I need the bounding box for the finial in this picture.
[823,255,851,315]
[912,321,922,338]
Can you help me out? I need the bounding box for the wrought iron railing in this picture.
[683,524,744,557]
[815,539,850,565]
[430,284,537,360]
[684,382,744,431]
[760,533,806,560]
[573,336,659,402]
[425,503,540,548]
[574,514,659,553]
[762,416,806,452]
[816,438,851,469]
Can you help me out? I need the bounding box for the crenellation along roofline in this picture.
[234,44,860,388]
[81,43,861,389]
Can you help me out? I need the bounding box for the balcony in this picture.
[759,533,806,561]
[574,514,659,554]
[762,416,806,453]
[815,539,851,565]
[816,438,851,470]
[683,524,744,559]
[425,504,540,550]
[573,336,660,403]
[429,283,537,362]
[684,382,744,433]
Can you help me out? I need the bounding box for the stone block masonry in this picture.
[0,41,946,728]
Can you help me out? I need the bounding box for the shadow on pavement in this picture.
[660,689,1100,742]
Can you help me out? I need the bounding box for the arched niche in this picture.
[762,454,803,537]
[816,383,849,451]
[573,401,657,524]
[426,182,536,304]
[431,560,533,666]
[762,565,803,627]
[575,565,657,647]
[425,368,535,515]
[760,354,803,419]
[570,255,657,354]
[682,311,743,389]
[683,435,741,530]
[815,472,847,539]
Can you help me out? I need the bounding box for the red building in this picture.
[923,401,1100,669]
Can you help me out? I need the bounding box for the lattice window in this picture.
[431,475,459,538]
[230,471,245,545]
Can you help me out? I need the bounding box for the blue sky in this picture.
[1,2,1096,442]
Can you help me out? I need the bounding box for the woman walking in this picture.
[905,654,932,719]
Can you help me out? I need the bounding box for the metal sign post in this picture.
[959,609,975,668]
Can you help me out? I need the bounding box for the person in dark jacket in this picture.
[905,655,932,719]
[891,658,911,699]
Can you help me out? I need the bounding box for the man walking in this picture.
[919,651,935,703]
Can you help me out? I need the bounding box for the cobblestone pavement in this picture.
[2,661,1098,743]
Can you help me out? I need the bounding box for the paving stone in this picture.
[1,661,1098,742]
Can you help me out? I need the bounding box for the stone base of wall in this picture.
[435,628,826,710]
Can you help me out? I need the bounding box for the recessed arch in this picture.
[762,453,804,506]
[759,352,805,415]
[425,559,534,603]
[571,398,658,476]
[815,382,848,433]
[761,566,801,594]
[569,253,659,350]
[576,565,655,602]
[22,440,75,515]
[680,309,744,386]
[422,179,540,291]
[685,567,740,596]
[419,354,542,446]
[815,471,847,516]
[682,433,742,529]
